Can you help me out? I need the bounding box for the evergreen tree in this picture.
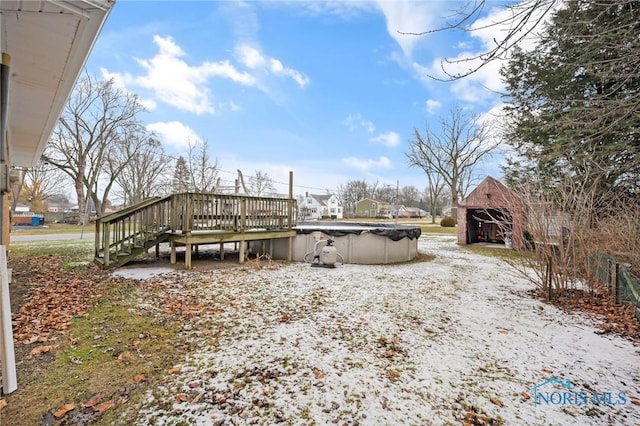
[501,1,640,201]
[172,156,191,193]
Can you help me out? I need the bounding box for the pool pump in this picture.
[308,238,343,268]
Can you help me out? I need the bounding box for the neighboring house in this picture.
[398,206,428,218]
[355,198,386,218]
[356,198,426,219]
[299,193,343,220]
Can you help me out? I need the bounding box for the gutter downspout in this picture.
[0,51,17,394]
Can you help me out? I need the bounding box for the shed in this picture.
[457,176,524,248]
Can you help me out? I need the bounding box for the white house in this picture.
[299,193,343,220]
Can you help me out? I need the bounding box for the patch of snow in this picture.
[112,266,176,280]
[137,235,640,425]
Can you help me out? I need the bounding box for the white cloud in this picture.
[342,113,375,133]
[106,35,258,115]
[100,68,157,111]
[425,99,441,114]
[235,44,310,88]
[342,156,392,171]
[370,131,400,148]
[147,121,201,151]
[237,44,266,69]
[375,1,444,58]
[269,58,310,87]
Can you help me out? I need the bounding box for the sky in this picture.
[84,0,519,198]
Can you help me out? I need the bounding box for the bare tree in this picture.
[400,0,556,80]
[115,137,172,205]
[336,179,375,215]
[247,170,275,196]
[423,173,446,224]
[13,160,64,213]
[398,185,420,208]
[43,74,148,223]
[406,105,497,220]
[187,139,219,193]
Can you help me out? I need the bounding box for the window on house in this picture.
[307,199,312,204]
[311,208,317,213]
[330,208,336,213]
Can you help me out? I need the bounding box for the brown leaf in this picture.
[168,366,181,374]
[387,369,401,381]
[0,399,7,411]
[84,393,103,408]
[490,398,504,407]
[53,402,75,418]
[521,391,531,400]
[134,373,146,383]
[313,369,325,380]
[95,400,115,413]
[132,340,141,347]
[497,328,509,334]
[542,368,553,374]
[175,393,188,403]
[630,396,640,406]
[29,345,54,356]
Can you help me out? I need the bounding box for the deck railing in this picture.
[95,192,297,267]
[170,192,296,233]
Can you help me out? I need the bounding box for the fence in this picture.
[594,253,640,320]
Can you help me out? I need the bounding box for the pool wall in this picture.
[248,222,420,264]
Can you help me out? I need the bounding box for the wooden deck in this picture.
[95,192,297,269]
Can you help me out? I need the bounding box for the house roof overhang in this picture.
[1,0,114,167]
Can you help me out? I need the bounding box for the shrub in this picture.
[440,216,456,227]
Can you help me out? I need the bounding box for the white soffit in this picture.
[0,0,114,167]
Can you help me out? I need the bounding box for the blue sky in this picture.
[85,0,515,197]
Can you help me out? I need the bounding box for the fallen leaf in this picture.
[95,400,115,413]
[542,368,553,374]
[132,340,141,347]
[497,328,509,334]
[175,393,188,403]
[630,396,640,406]
[0,399,7,410]
[53,402,75,418]
[521,391,531,400]
[134,373,146,383]
[168,366,181,374]
[84,393,103,408]
[490,398,504,407]
[313,369,325,379]
[387,369,401,380]
[29,345,54,356]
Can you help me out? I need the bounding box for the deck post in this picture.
[220,243,225,260]
[103,222,110,267]
[170,241,176,264]
[239,240,245,264]
[185,243,192,269]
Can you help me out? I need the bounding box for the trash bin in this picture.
[505,235,513,249]
[31,216,40,226]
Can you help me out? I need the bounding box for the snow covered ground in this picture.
[128,234,639,425]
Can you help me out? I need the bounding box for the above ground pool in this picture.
[252,221,422,264]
